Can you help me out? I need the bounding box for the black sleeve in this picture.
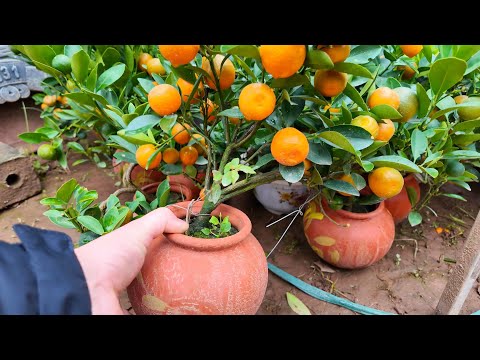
[0,224,91,315]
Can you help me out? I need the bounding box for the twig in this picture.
[99,187,137,211]
[122,163,136,188]
[394,238,419,259]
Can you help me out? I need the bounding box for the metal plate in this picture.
[0,61,27,87]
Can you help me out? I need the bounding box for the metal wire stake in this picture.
[266,191,320,259]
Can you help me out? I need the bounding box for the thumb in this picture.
[139,207,189,242]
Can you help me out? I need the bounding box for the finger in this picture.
[162,210,190,234]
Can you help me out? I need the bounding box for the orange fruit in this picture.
[176,77,204,104]
[162,148,180,164]
[375,119,395,142]
[319,45,351,64]
[201,55,236,90]
[179,146,199,165]
[158,45,200,67]
[43,95,57,106]
[239,83,276,121]
[137,53,153,71]
[351,115,379,138]
[400,45,423,58]
[398,63,417,80]
[454,95,468,104]
[148,84,181,116]
[368,167,404,199]
[201,98,216,123]
[199,188,206,200]
[367,87,400,110]
[146,58,166,76]
[338,174,356,197]
[192,134,206,155]
[313,70,347,98]
[152,81,158,86]
[324,105,341,113]
[258,45,306,79]
[171,123,191,145]
[136,144,162,170]
[304,159,312,176]
[59,96,69,106]
[271,127,309,166]
[41,103,48,110]
[229,117,240,125]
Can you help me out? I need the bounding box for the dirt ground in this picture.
[1,98,479,315]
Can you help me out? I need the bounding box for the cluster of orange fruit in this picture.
[41,94,68,119]
[135,123,206,170]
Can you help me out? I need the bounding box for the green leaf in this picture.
[109,134,136,153]
[48,216,78,230]
[71,50,90,83]
[411,129,428,162]
[423,45,433,63]
[77,216,104,235]
[333,62,373,79]
[449,180,471,191]
[117,130,156,145]
[341,104,352,123]
[453,119,480,132]
[324,179,360,196]
[367,155,422,173]
[424,168,439,178]
[351,173,366,190]
[348,45,383,64]
[441,193,467,202]
[113,151,136,164]
[386,77,402,89]
[125,115,160,132]
[222,171,233,187]
[160,163,182,175]
[361,161,374,172]
[465,51,480,75]
[24,45,56,66]
[361,140,387,157]
[443,150,480,160]
[103,207,120,232]
[307,142,332,165]
[370,105,403,120]
[56,179,78,203]
[429,57,467,95]
[156,179,171,208]
[343,82,368,111]
[320,125,374,150]
[209,216,220,225]
[453,134,480,146]
[286,292,311,315]
[305,48,334,69]
[102,47,121,68]
[44,209,66,219]
[40,197,67,207]
[454,45,480,61]
[67,142,86,154]
[18,132,49,144]
[271,74,309,89]
[64,45,83,58]
[201,228,211,236]
[213,170,222,182]
[358,194,383,206]
[406,185,419,206]
[138,78,155,93]
[252,153,275,170]
[408,211,422,226]
[64,92,95,107]
[416,83,430,119]
[124,45,134,72]
[316,131,356,155]
[220,45,261,61]
[209,183,221,204]
[185,165,197,179]
[86,65,98,91]
[96,64,126,90]
[218,106,244,118]
[220,216,231,234]
[238,165,256,175]
[171,65,196,84]
[279,163,304,183]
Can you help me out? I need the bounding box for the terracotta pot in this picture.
[130,165,165,188]
[168,174,200,199]
[253,180,310,215]
[127,201,268,314]
[140,181,195,202]
[384,174,421,224]
[303,198,395,269]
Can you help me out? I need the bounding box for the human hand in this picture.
[74,207,189,315]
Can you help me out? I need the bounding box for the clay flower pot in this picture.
[168,174,200,199]
[303,198,395,269]
[140,181,195,202]
[384,174,421,224]
[127,201,268,315]
[130,165,165,188]
[254,180,310,215]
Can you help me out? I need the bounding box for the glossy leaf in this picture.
[324,179,360,196]
[125,115,160,132]
[333,62,373,78]
[370,105,403,120]
[18,132,49,144]
[279,163,304,183]
[348,45,383,64]
[97,64,126,90]
[56,179,78,203]
[367,155,421,173]
[307,142,332,165]
[317,131,356,155]
[453,119,480,132]
[441,193,467,202]
[117,130,156,145]
[71,50,90,83]
[416,83,430,118]
[271,74,309,89]
[220,45,261,61]
[319,125,373,150]
[408,211,422,227]
[442,150,480,160]
[218,107,244,118]
[465,51,480,75]
[411,129,428,162]
[343,82,368,111]
[305,48,334,70]
[429,57,467,95]
[286,292,311,315]
[77,216,104,235]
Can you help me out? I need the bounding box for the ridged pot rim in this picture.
[165,201,252,251]
[321,197,387,220]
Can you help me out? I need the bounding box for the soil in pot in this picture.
[303,197,395,269]
[127,201,268,315]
